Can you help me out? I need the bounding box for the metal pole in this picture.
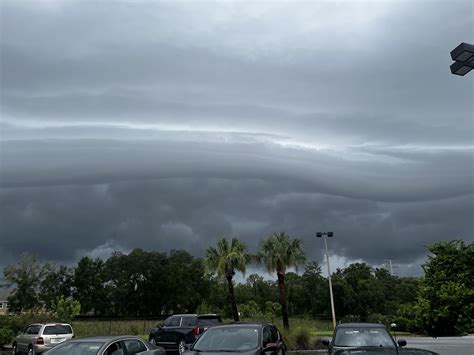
[324,236,337,329]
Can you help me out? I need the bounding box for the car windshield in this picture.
[334,327,395,348]
[43,325,73,335]
[43,341,104,355]
[192,326,259,352]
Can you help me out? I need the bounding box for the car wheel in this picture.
[178,339,186,354]
[150,338,156,345]
[27,345,35,355]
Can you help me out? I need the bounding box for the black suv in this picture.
[149,314,223,353]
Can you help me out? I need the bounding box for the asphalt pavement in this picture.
[403,336,474,355]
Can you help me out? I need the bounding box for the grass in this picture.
[71,319,158,339]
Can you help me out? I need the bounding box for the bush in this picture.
[51,297,81,321]
[292,327,311,350]
[392,317,409,332]
[0,326,14,346]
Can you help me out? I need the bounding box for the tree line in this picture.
[2,235,472,336]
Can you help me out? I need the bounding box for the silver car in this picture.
[13,323,74,354]
[43,335,166,355]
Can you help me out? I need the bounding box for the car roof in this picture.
[28,323,71,327]
[216,322,272,328]
[172,314,198,317]
[337,323,386,328]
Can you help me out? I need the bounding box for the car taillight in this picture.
[193,327,200,336]
[36,337,44,345]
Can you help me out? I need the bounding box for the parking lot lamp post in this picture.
[316,231,336,329]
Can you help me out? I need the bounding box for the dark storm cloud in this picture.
[1,178,472,274]
[0,0,473,274]
[1,139,472,202]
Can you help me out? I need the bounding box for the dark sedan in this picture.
[43,335,166,355]
[183,323,286,355]
[322,323,438,355]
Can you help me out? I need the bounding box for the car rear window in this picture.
[198,316,222,326]
[43,325,73,335]
[182,316,197,327]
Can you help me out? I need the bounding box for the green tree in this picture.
[51,296,81,321]
[334,263,385,319]
[40,265,73,311]
[205,238,250,321]
[257,232,305,329]
[415,240,474,335]
[73,257,107,316]
[3,253,47,313]
[301,261,328,317]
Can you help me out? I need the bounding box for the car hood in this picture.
[184,350,258,355]
[333,348,398,355]
[399,349,438,355]
[332,347,438,355]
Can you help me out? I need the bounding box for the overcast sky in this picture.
[1,0,473,277]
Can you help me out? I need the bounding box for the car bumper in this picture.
[33,344,54,353]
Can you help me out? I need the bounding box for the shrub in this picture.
[293,327,311,350]
[51,297,81,322]
[0,326,14,346]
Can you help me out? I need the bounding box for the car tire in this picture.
[150,338,156,345]
[178,339,186,354]
[27,345,35,355]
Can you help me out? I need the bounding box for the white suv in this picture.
[13,323,74,354]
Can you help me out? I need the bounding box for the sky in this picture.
[0,0,473,278]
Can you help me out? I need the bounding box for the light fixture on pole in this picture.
[316,231,336,329]
[450,42,474,76]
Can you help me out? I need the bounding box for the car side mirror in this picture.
[397,340,407,347]
[263,343,278,353]
[321,339,330,347]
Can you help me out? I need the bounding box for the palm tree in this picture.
[257,232,305,329]
[205,237,250,321]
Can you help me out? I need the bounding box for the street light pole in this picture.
[316,232,336,329]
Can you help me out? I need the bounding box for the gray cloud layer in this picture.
[1,0,473,275]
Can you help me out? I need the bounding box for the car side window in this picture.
[262,326,272,346]
[123,339,148,355]
[164,317,181,327]
[181,316,196,327]
[26,325,41,335]
[104,341,125,355]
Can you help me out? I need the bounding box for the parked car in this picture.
[13,323,74,354]
[149,314,223,353]
[322,323,438,354]
[183,322,286,355]
[42,335,165,355]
